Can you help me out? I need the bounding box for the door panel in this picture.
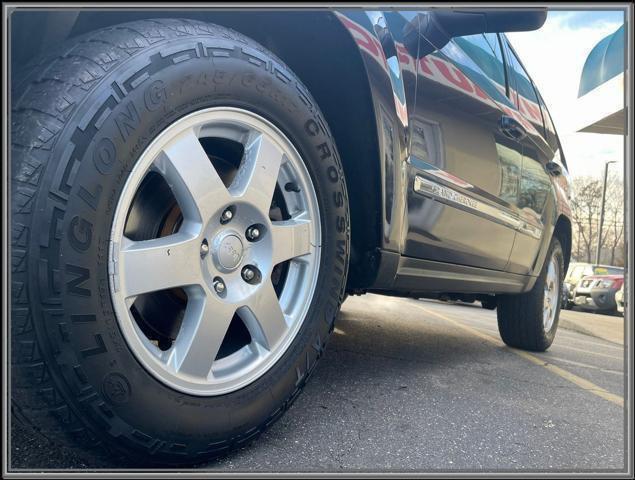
[404,32,519,271]
[501,37,556,274]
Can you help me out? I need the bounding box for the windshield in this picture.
[592,266,623,276]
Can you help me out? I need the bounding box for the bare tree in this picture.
[569,174,625,266]
[602,173,624,265]
[570,176,602,263]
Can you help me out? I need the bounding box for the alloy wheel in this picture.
[543,254,559,332]
[109,108,321,396]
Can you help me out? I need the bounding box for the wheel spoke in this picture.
[155,128,230,222]
[109,108,323,395]
[270,217,312,265]
[231,133,284,214]
[242,281,288,350]
[168,290,236,379]
[117,233,202,299]
[542,256,559,331]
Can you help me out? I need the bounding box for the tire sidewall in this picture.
[539,239,564,345]
[23,32,348,459]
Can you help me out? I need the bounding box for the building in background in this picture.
[576,24,625,134]
[570,23,626,266]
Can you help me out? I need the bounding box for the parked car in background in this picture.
[562,263,624,309]
[561,281,572,309]
[573,274,624,315]
[615,283,625,315]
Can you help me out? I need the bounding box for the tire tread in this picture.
[497,238,563,352]
[11,18,348,466]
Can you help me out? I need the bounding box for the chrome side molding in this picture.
[413,175,541,239]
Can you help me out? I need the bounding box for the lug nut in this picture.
[221,207,234,223]
[241,265,262,284]
[213,278,226,295]
[242,267,255,282]
[200,241,209,257]
[241,265,261,284]
[246,226,261,242]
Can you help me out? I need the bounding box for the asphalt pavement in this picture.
[10,294,627,473]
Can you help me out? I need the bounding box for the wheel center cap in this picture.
[213,232,244,271]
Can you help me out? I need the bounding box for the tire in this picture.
[496,237,564,351]
[11,19,349,465]
[561,285,571,309]
[480,296,497,310]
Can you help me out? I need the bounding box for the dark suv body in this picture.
[10,8,572,464]
[11,9,573,300]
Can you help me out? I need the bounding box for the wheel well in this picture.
[553,215,572,272]
[11,9,383,290]
[204,12,382,290]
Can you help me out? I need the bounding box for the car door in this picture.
[500,36,557,275]
[404,31,520,271]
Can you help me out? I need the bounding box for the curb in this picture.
[559,317,623,345]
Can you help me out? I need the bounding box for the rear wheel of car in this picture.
[481,296,497,310]
[11,19,349,465]
[496,238,564,351]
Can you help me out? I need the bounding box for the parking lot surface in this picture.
[11,294,626,472]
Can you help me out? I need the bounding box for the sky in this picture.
[507,10,625,179]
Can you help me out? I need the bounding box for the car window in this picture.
[453,34,506,90]
[502,40,545,135]
[536,91,559,152]
[442,33,512,106]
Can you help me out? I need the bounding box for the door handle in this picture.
[545,161,562,176]
[499,115,527,141]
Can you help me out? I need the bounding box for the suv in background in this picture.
[563,263,624,309]
[616,283,626,315]
[573,274,624,315]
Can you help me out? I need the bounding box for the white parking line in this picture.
[553,344,623,361]
[446,316,625,373]
[413,302,624,407]
[543,355,623,376]
[552,333,624,351]
[425,304,625,351]
[439,314,625,361]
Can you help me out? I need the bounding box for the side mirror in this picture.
[404,8,547,58]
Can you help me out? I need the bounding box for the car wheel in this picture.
[496,237,564,351]
[481,296,497,310]
[11,19,349,465]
